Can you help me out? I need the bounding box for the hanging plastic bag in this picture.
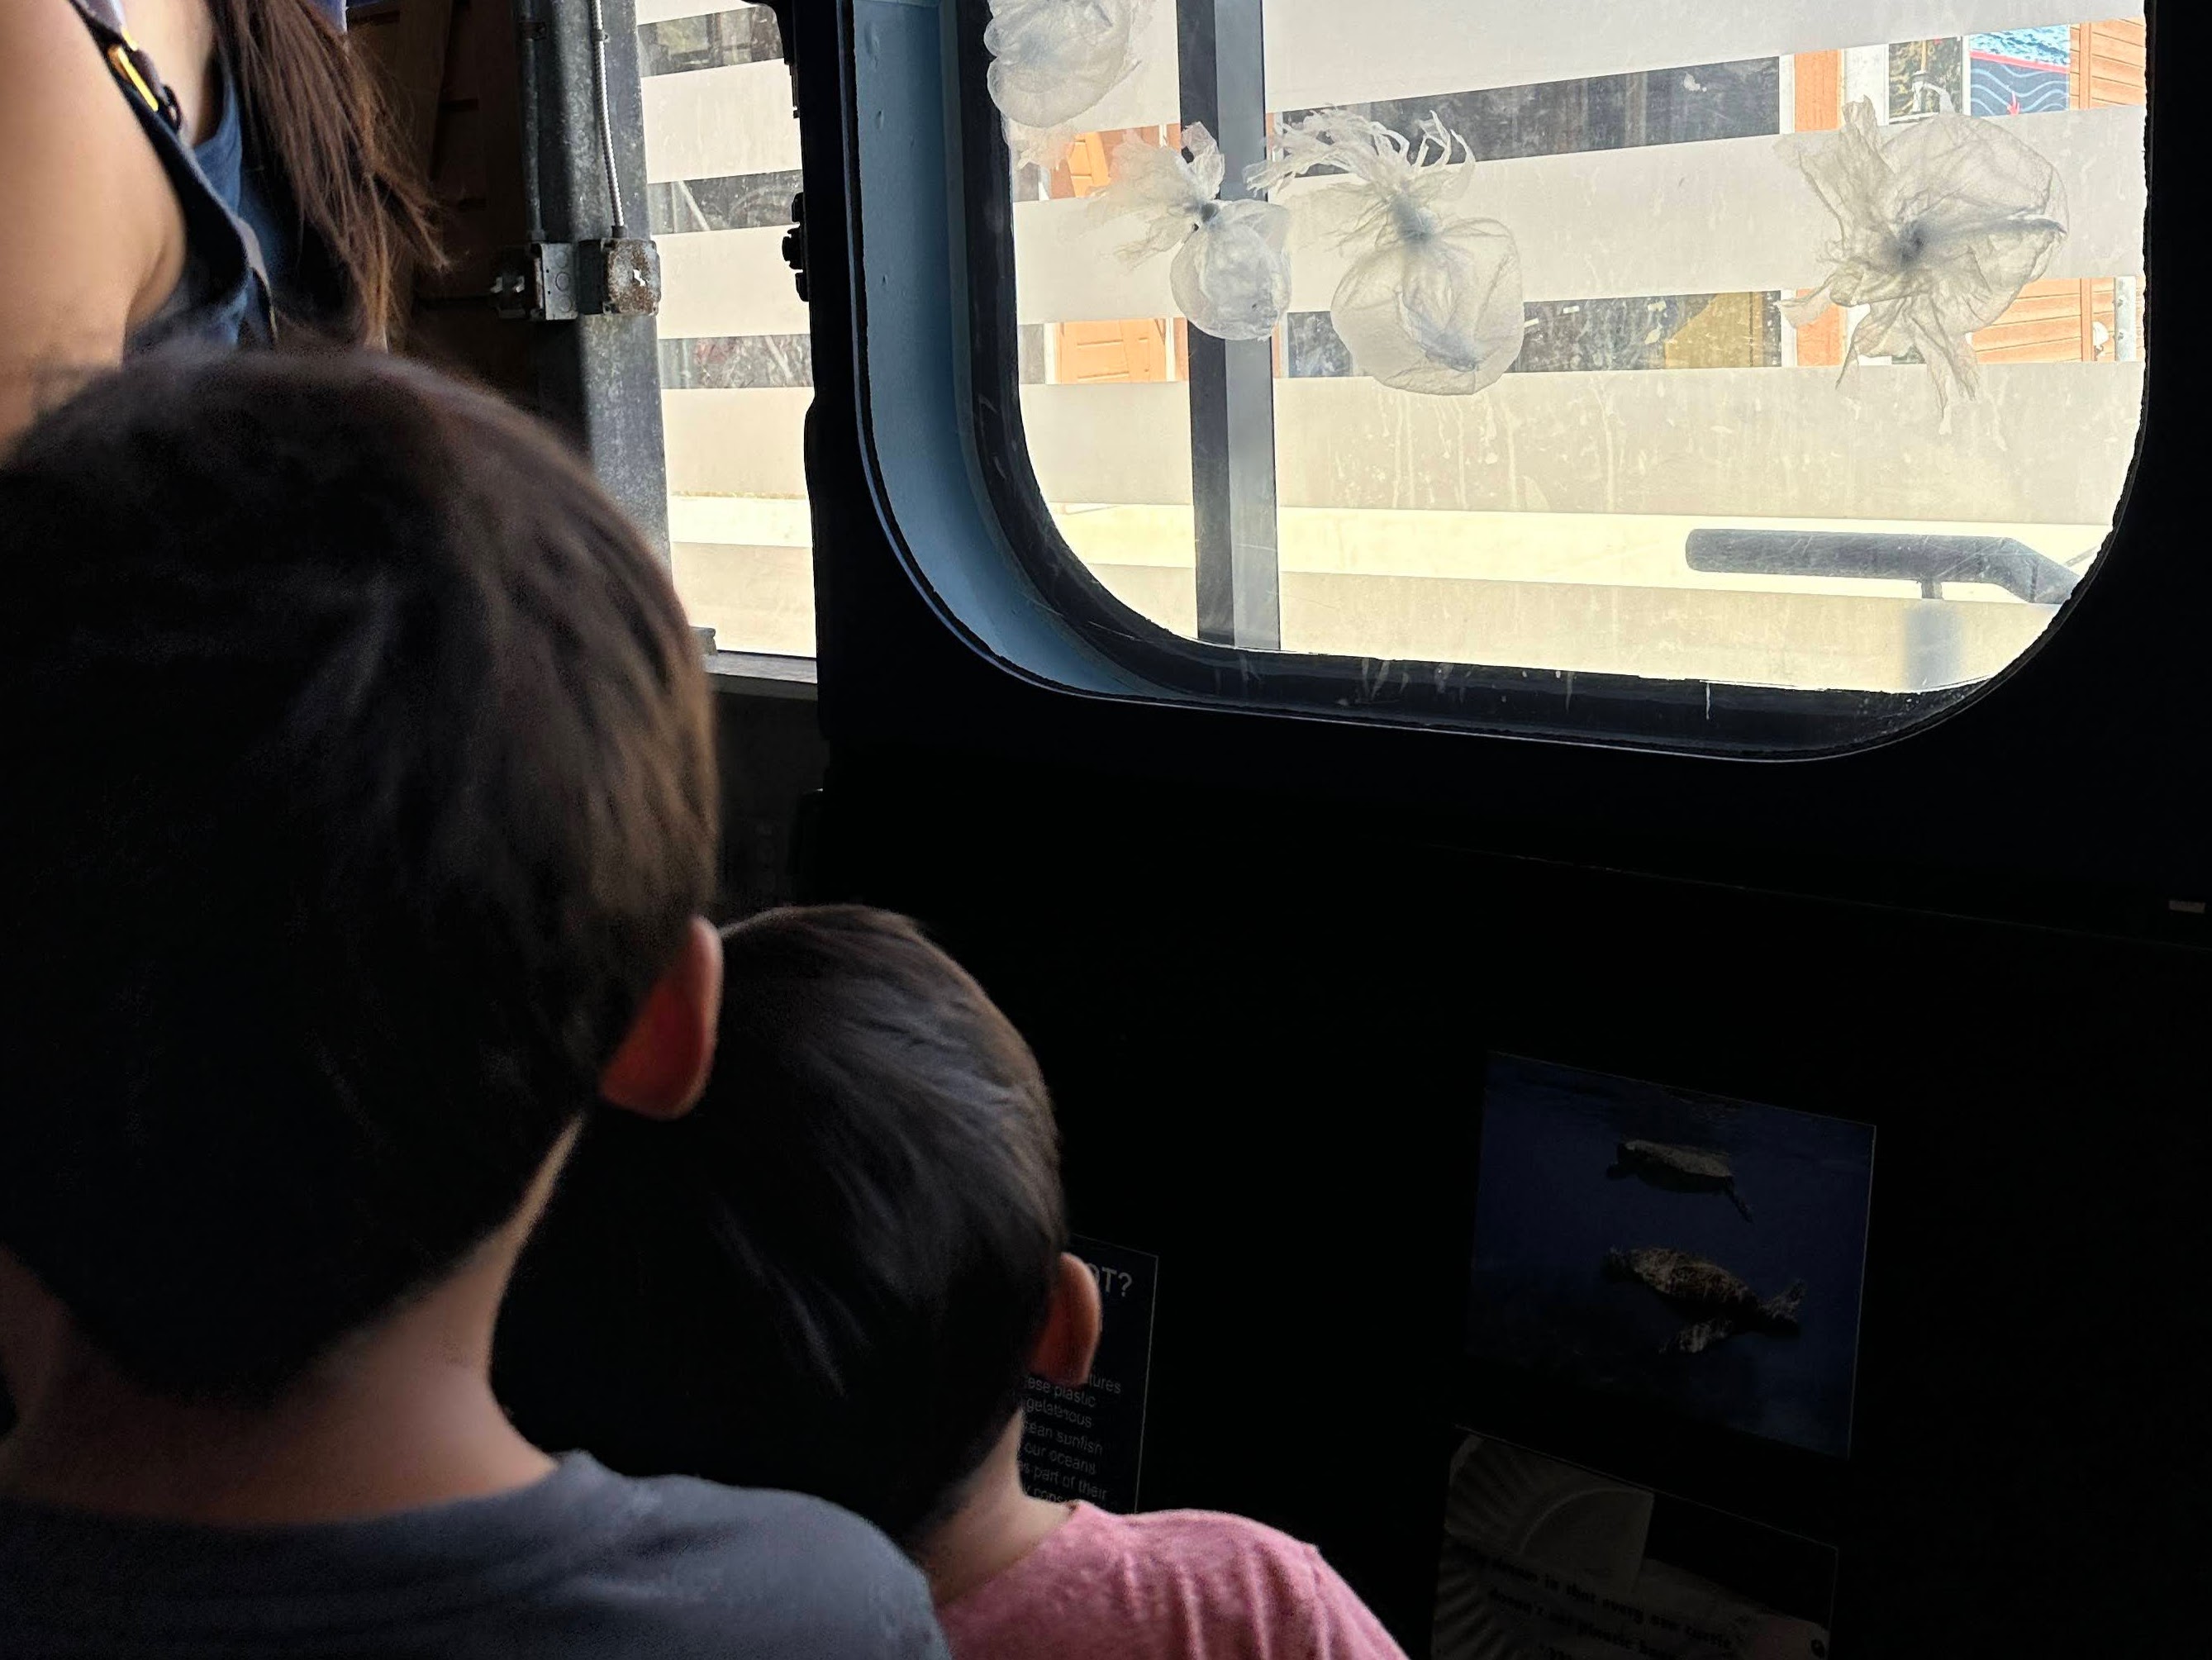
[1784,98,2067,407]
[1090,125,1292,342]
[1003,118,1078,176]
[1250,111,1525,396]
[984,0,1149,133]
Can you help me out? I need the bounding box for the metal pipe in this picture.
[1686,529,2081,605]
[587,0,627,235]
[516,0,547,242]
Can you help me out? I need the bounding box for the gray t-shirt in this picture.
[0,1453,949,1658]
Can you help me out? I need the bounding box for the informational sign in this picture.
[1018,1233,1158,1513]
[1434,1433,1834,1660]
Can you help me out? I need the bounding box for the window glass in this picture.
[987,5,2147,703]
[640,2,812,657]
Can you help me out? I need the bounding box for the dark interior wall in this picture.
[709,685,829,921]
[811,741,2212,1657]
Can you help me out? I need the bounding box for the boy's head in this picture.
[497,905,1096,1546]
[0,350,721,1406]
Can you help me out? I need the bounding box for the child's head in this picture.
[497,905,1098,1545]
[0,350,721,1406]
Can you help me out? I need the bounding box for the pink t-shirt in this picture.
[937,1503,1407,1660]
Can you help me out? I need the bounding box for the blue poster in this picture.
[1970,26,2072,117]
[1466,1056,1875,1458]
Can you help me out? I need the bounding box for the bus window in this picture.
[944,3,2148,749]
[640,2,812,658]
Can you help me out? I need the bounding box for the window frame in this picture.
[930,0,2145,759]
[793,0,2200,948]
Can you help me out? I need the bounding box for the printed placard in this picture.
[1434,1432,1836,1660]
[1018,1234,1158,1512]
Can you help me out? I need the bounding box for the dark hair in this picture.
[210,0,441,342]
[0,350,716,1402]
[497,906,1068,1546]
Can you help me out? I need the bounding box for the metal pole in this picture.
[516,0,548,243]
[522,0,670,560]
[1178,0,1280,651]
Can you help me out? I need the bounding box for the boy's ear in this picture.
[600,916,723,1121]
[1030,1253,1103,1388]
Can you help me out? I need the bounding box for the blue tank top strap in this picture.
[67,0,276,351]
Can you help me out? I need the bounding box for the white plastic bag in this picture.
[1251,111,1525,396]
[984,0,1148,133]
[1785,98,2067,407]
[1090,125,1293,341]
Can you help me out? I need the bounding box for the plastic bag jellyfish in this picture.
[984,0,1149,132]
[1785,98,2067,408]
[1250,111,1525,396]
[1089,125,1293,342]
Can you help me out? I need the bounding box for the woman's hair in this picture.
[211,0,440,343]
[497,906,1069,1548]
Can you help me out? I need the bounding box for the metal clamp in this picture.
[593,236,662,316]
[781,191,808,304]
[492,242,577,321]
[492,238,661,321]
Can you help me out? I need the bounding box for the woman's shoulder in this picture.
[0,0,188,385]
[2,3,85,119]
[0,2,127,115]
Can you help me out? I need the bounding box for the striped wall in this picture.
[637,5,814,654]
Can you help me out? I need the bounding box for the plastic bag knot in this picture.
[983,0,1152,138]
[1251,110,1525,396]
[1089,124,1293,342]
[1785,98,2068,409]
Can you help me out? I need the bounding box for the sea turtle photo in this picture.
[1601,1245,1806,1354]
[1608,1138,1753,1220]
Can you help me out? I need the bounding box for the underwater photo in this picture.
[1466,1055,1875,1456]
